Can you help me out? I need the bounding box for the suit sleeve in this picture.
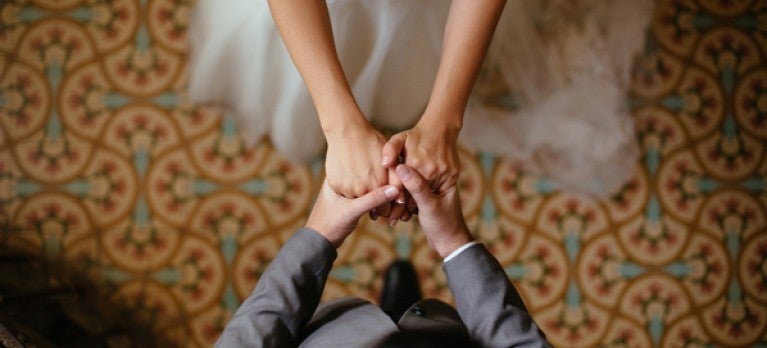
[215,228,336,347]
[443,243,551,348]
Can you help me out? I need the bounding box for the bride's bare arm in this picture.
[426,0,506,128]
[267,0,360,129]
[383,0,507,194]
[268,0,387,198]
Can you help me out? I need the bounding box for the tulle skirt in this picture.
[188,0,654,198]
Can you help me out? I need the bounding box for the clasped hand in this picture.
[325,121,460,224]
[308,164,472,257]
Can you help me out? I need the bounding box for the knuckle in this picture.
[424,163,437,178]
[336,184,353,197]
[352,184,366,197]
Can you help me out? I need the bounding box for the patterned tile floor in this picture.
[1,0,766,347]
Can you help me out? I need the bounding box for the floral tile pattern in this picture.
[0,0,765,347]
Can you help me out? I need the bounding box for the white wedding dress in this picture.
[188,0,654,198]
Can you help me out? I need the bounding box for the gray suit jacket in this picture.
[215,228,550,347]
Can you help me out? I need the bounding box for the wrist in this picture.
[321,109,370,139]
[433,226,474,258]
[305,208,346,248]
[417,108,463,137]
[305,221,344,248]
[421,92,466,127]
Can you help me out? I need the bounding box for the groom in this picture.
[214,164,549,347]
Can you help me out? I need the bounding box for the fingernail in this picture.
[389,219,397,227]
[396,165,411,180]
[384,186,398,199]
[381,156,391,166]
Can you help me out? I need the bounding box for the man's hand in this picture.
[306,180,399,248]
[395,164,473,258]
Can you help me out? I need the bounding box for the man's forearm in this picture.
[215,228,337,347]
[444,243,550,347]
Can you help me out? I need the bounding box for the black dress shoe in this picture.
[380,259,422,322]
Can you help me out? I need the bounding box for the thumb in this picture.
[395,164,432,207]
[381,133,405,167]
[349,185,399,216]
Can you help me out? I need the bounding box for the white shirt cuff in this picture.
[443,241,479,263]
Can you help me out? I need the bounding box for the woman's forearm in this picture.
[422,0,506,131]
[267,0,367,135]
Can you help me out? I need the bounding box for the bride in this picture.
[188,0,654,214]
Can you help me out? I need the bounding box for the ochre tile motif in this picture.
[1,0,766,347]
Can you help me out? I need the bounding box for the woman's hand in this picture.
[325,122,389,198]
[269,0,388,200]
[376,0,504,197]
[381,118,461,195]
